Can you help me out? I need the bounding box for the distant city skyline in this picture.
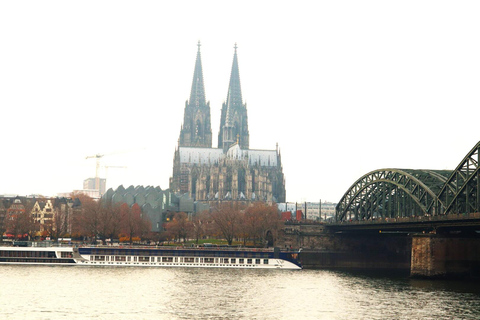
[1,1,479,203]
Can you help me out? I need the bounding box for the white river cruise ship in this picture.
[0,243,302,270]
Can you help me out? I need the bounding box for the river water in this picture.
[1,266,480,319]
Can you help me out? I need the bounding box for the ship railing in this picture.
[2,242,299,253]
[76,244,290,252]
[7,241,75,248]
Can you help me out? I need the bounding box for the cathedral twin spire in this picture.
[189,41,206,108]
[178,41,212,148]
[179,42,249,151]
[219,43,249,151]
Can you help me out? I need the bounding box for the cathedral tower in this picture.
[171,43,285,203]
[218,44,249,151]
[178,41,213,148]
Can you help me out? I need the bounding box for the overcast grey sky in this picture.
[1,1,479,203]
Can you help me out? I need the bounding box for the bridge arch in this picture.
[336,169,450,222]
[437,141,480,215]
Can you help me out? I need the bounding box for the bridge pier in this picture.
[279,224,411,271]
[411,233,480,279]
[281,223,480,279]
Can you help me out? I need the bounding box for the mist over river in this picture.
[1,266,480,319]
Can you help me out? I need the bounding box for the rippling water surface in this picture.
[1,265,480,319]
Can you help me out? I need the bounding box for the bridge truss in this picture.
[437,142,480,215]
[336,141,480,222]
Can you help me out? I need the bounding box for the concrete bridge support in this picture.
[280,224,480,279]
[411,234,480,279]
[279,225,412,271]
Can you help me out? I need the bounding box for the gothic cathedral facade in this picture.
[170,43,286,203]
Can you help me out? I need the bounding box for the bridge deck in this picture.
[328,212,480,232]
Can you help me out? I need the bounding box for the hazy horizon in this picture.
[1,1,479,203]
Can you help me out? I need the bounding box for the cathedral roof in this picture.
[189,41,206,107]
[247,149,278,167]
[226,143,244,159]
[178,146,278,167]
[179,147,224,165]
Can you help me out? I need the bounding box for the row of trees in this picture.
[3,195,283,247]
[2,195,151,244]
[165,202,283,246]
[74,195,151,244]
[3,200,37,241]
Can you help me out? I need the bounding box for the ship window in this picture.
[230,258,236,263]
[115,256,126,262]
[185,257,195,263]
[139,257,149,262]
[247,259,252,264]
[255,259,260,264]
[239,259,244,264]
[223,258,228,263]
[162,257,173,262]
[94,256,105,261]
[61,252,73,258]
[264,259,268,264]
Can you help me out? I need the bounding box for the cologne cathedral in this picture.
[169,43,286,204]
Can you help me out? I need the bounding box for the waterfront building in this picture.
[0,196,81,239]
[31,199,54,233]
[101,185,209,232]
[301,201,336,221]
[278,201,337,221]
[83,177,106,198]
[4,198,27,237]
[170,43,286,203]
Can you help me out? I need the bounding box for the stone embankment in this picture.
[278,222,480,280]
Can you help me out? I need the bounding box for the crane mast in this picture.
[85,154,104,195]
[85,151,130,197]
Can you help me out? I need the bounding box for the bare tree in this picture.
[107,203,123,242]
[209,202,246,245]
[236,210,249,246]
[45,207,68,241]
[0,205,6,242]
[191,211,208,244]
[97,205,115,245]
[78,198,103,243]
[164,212,192,243]
[245,202,283,246]
[5,198,35,241]
[120,203,151,244]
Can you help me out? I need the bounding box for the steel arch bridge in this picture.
[336,141,480,222]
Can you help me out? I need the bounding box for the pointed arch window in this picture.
[234,121,240,143]
[195,120,203,138]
